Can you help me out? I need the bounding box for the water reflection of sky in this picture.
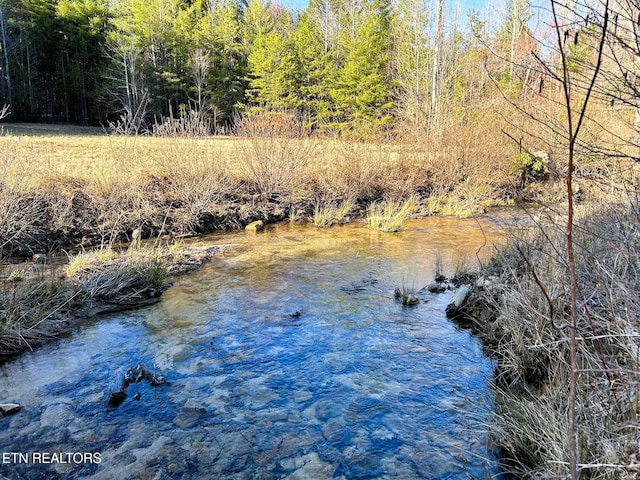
[0,215,520,479]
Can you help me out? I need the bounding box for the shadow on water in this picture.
[0,212,527,479]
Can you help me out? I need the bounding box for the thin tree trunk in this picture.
[430,0,445,129]
[0,4,13,114]
[635,106,640,150]
[510,0,519,81]
[551,0,610,476]
[26,29,33,112]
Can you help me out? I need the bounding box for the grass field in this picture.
[0,119,521,257]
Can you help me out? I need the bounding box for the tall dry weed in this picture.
[478,197,640,478]
[0,136,48,256]
[406,114,515,215]
[233,110,315,199]
[152,109,211,137]
[313,140,387,200]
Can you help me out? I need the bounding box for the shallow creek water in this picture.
[0,213,524,479]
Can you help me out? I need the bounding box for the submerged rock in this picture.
[40,402,76,428]
[340,278,379,295]
[173,407,207,428]
[281,452,335,479]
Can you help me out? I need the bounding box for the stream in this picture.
[0,213,523,479]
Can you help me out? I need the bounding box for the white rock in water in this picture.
[450,285,470,309]
[0,403,22,415]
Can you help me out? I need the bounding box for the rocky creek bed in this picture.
[0,216,520,479]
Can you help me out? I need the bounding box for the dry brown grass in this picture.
[0,128,244,253]
[0,112,527,256]
[468,194,640,479]
[0,247,166,357]
[0,274,81,356]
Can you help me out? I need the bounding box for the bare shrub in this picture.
[428,119,512,196]
[152,109,211,137]
[0,136,48,256]
[233,110,315,198]
[107,108,148,136]
[313,140,388,201]
[150,127,239,233]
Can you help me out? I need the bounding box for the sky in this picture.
[277,0,493,22]
[279,0,309,9]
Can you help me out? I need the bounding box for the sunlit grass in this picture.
[463,202,640,478]
[365,197,420,232]
[65,248,117,277]
[0,119,525,258]
[313,198,356,227]
[1,244,179,356]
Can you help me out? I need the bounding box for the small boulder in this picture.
[0,403,22,416]
[107,363,167,408]
[245,220,264,232]
[427,282,447,293]
[107,391,127,408]
[445,285,471,318]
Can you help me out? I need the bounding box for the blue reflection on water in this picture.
[0,221,510,479]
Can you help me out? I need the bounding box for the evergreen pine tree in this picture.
[329,0,393,134]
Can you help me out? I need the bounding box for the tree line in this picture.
[0,0,562,135]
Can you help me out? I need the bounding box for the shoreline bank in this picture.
[0,244,238,362]
[449,201,640,479]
